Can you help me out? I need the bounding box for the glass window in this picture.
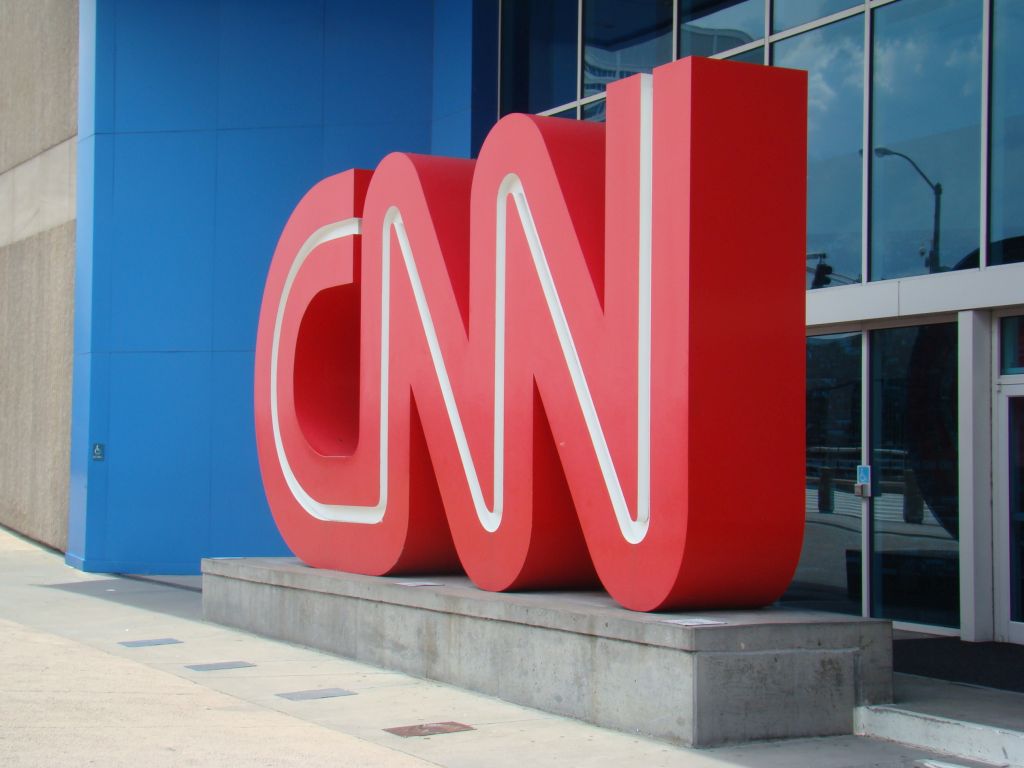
[582,0,672,101]
[772,1,860,34]
[870,0,982,280]
[725,45,763,64]
[500,0,578,115]
[870,324,959,628]
[680,0,763,58]
[1002,316,1024,375]
[547,106,579,120]
[773,17,863,289]
[784,333,862,615]
[990,0,1024,266]
[582,98,607,122]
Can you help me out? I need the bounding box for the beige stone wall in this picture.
[0,1,79,174]
[0,0,78,550]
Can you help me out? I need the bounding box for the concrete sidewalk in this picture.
[0,528,994,767]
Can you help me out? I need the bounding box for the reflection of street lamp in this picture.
[874,147,943,273]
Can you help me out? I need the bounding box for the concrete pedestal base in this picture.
[202,558,892,747]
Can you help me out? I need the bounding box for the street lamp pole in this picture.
[875,147,943,273]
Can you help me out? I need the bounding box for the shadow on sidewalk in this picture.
[41,577,203,622]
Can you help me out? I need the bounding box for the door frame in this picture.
[994,378,1024,644]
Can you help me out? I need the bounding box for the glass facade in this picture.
[990,0,1024,266]
[773,1,858,33]
[870,324,959,628]
[680,0,763,58]
[870,0,982,280]
[786,333,862,615]
[1003,316,1024,375]
[773,16,862,288]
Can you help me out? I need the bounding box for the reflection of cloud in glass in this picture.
[774,17,863,287]
[783,33,859,122]
[874,38,926,94]
[774,19,861,161]
[871,0,982,279]
[945,39,981,97]
[990,0,1024,256]
[873,0,982,141]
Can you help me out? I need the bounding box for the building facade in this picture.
[0,0,1020,645]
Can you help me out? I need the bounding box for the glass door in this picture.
[996,384,1024,644]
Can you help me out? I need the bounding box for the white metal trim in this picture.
[808,261,1024,329]
[671,0,679,60]
[994,382,1024,643]
[861,328,871,617]
[861,4,872,286]
[763,0,770,64]
[958,310,994,641]
[709,39,763,60]
[980,0,992,268]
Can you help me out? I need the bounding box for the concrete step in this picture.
[856,674,1024,767]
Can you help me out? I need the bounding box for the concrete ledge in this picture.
[202,557,893,747]
[856,674,1024,766]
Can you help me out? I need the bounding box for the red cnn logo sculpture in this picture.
[254,58,807,612]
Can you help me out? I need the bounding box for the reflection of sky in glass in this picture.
[871,0,982,280]
[990,0,1024,264]
[773,1,859,33]
[583,0,672,99]
[774,17,863,287]
[680,0,763,57]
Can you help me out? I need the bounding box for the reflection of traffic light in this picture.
[812,260,833,288]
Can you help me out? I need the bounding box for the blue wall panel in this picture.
[209,350,285,555]
[214,126,324,351]
[70,0,490,574]
[66,351,111,568]
[110,131,217,353]
[432,0,473,157]
[114,0,219,133]
[218,0,325,130]
[323,120,432,174]
[324,1,433,127]
[103,352,212,571]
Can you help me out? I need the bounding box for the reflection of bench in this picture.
[808,467,925,523]
[845,549,959,610]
